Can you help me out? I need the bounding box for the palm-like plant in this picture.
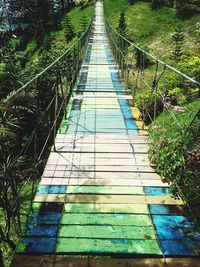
[0,87,38,265]
[0,89,38,138]
[76,0,88,8]
[0,104,21,139]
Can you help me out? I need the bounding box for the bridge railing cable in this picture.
[0,11,94,239]
[103,9,200,221]
[104,11,200,135]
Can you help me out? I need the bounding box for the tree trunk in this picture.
[61,0,65,13]
[0,249,4,267]
[66,0,71,9]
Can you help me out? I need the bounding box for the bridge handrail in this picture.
[103,4,200,223]
[104,14,200,87]
[4,9,95,103]
[0,8,95,236]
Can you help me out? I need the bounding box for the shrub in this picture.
[149,112,200,220]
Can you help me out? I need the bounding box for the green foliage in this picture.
[79,14,88,33]
[195,22,200,52]
[135,45,151,68]
[104,0,200,222]
[149,105,200,219]
[76,0,89,8]
[0,3,94,266]
[117,11,128,52]
[63,15,76,41]
[43,34,53,51]
[0,86,38,266]
[176,55,200,82]
[117,11,127,37]
[160,55,200,106]
[149,133,187,185]
[170,26,184,61]
[104,0,200,60]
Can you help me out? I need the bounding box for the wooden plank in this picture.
[64,203,149,214]
[61,213,151,226]
[47,152,148,160]
[54,140,150,146]
[67,185,145,195]
[55,134,149,144]
[42,170,161,180]
[56,237,162,255]
[40,178,169,187]
[12,255,200,267]
[34,194,183,205]
[58,225,156,239]
[74,94,133,99]
[54,144,134,153]
[64,195,183,205]
[44,165,156,173]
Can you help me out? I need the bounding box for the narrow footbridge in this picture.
[12,1,200,266]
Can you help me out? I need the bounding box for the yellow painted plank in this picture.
[34,194,183,205]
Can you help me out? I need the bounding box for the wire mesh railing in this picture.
[104,11,200,219]
[104,16,200,129]
[0,11,94,241]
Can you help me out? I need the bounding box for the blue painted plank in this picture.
[29,212,62,225]
[144,187,170,196]
[27,224,58,237]
[17,237,56,253]
[148,204,186,215]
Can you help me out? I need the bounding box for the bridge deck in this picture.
[13,2,200,266]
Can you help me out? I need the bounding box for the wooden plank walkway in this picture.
[13,1,200,266]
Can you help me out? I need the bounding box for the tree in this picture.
[151,0,163,9]
[7,0,54,29]
[170,26,185,61]
[175,0,192,19]
[76,0,88,9]
[79,14,87,34]
[117,11,128,53]
[55,0,73,14]
[43,34,52,51]
[128,0,136,5]
[117,11,127,37]
[195,22,200,52]
[63,15,76,42]
[0,87,38,266]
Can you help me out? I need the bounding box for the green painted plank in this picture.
[64,203,149,214]
[58,225,156,239]
[56,238,162,255]
[67,186,144,195]
[61,213,151,226]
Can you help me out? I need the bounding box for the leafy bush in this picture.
[149,109,200,220]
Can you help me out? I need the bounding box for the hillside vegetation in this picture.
[1,3,94,84]
[104,0,200,61]
[104,0,200,221]
[0,2,94,266]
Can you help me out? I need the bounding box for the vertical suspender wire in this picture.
[153,61,159,121]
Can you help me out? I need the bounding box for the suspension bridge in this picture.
[12,1,200,266]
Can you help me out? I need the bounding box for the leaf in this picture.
[144,234,151,240]
[0,128,18,139]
